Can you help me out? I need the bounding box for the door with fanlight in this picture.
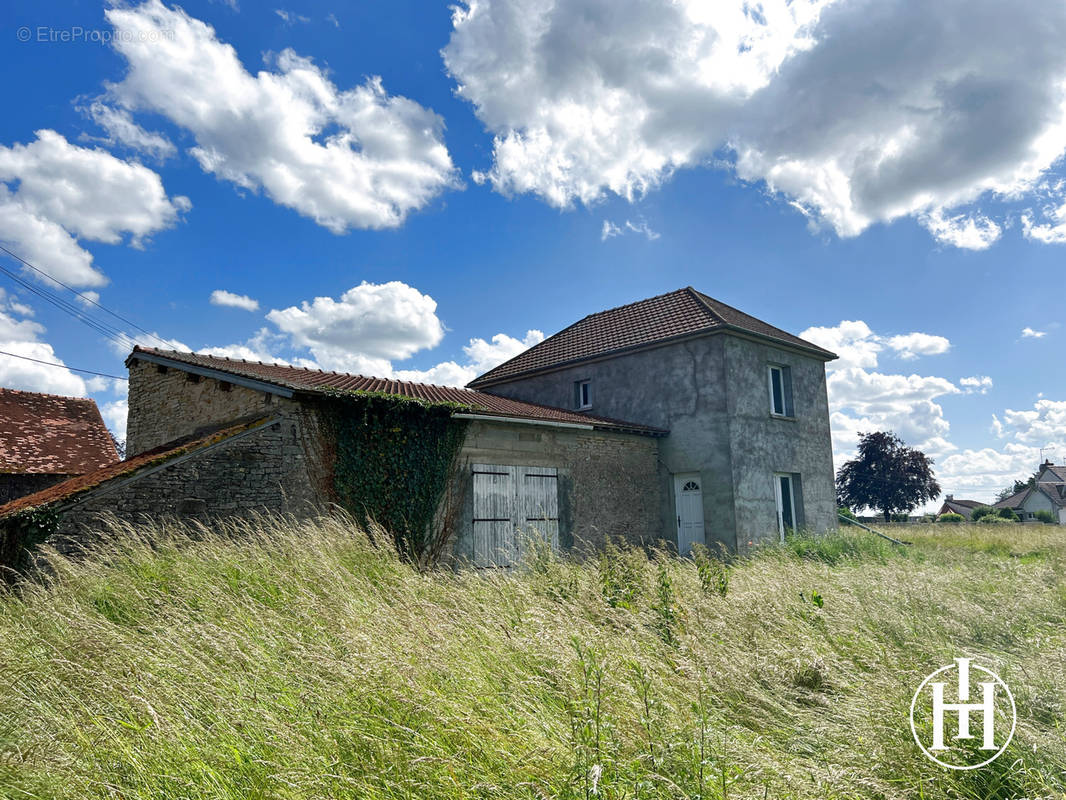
[673,473,705,556]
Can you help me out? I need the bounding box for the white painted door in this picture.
[471,464,559,568]
[774,473,796,542]
[674,473,705,556]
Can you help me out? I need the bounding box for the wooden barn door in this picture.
[471,464,559,568]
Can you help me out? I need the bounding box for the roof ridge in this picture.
[0,386,97,403]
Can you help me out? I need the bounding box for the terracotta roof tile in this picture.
[0,388,118,475]
[127,349,666,435]
[0,417,272,518]
[467,287,837,388]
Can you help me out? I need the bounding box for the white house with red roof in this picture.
[995,462,1066,524]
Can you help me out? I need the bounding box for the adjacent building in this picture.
[0,388,118,504]
[994,462,1066,524]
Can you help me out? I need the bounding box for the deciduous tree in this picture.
[836,431,940,522]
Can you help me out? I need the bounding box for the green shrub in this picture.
[997,507,1020,521]
[691,542,729,596]
[1035,509,1057,524]
[838,506,857,524]
[971,505,995,521]
[979,514,1015,524]
[937,512,964,524]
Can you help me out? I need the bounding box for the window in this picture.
[574,379,592,410]
[768,365,794,417]
[774,472,803,542]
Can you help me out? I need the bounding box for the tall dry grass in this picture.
[0,516,1064,799]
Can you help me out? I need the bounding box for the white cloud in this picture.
[445,0,1066,248]
[996,399,1066,446]
[960,375,993,395]
[266,281,445,372]
[210,289,260,312]
[601,218,659,241]
[798,320,881,370]
[0,290,88,397]
[920,209,1001,250]
[601,220,622,241]
[1022,201,1066,243]
[82,101,176,160]
[396,329,545,386]
[0,130,189,287]
[275,9,310,25]
[885,332,951,360]
[1022,326,1047,338]
[105,0,458,231]
[101,398,129,443]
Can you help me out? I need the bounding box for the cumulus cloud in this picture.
[266,281,445,372]
[885,332,951,360]
[920,209,1002,250]
[104,0,458,231]
[0,130,189,287]
[445,0,1066,247]
[396,329,545,386]
[82,101,176,160]
[995,399,1066,445]
[210,289,260,312]
[0,290,89,396]
[101,398,129,443]
[1022,326,1047,338]
[1022,201,1066,243]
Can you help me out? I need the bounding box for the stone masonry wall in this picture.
[126,358,291,456]
[0,473,70,505]
[49,417,326,552]
[453,419,662,559]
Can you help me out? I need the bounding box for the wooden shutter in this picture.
[471,464,559,568]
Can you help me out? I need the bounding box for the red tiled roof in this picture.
[0,417,272,518]
[467,287,837,388]
[0,388,118,475]
[127,348,666,435]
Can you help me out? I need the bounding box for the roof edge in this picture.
[468,324,835,389]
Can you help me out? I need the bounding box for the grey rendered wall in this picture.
[481,331,838,551]
[480,336,738,551]
[452,419,662,560]
[721,336,837,547]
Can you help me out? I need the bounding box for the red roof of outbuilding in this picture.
[0,417,270,518]
[467,287,837,388]
[0,388,118,475]
[126,348,666,435]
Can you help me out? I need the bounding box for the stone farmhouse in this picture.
[994,462,1066,524]
[0,287,839,566]
[0,388,117,504]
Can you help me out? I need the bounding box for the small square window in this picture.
[574,379,592,410]
[768,365,794,417]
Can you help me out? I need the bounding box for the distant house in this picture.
[994,462,1066,524]
[0,388,118,504]
[0,287,839,565]
[937,495,985,520]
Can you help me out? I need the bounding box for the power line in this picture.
[0,244,175,350]
[0,349,127,380]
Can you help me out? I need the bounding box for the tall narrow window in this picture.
[768,365,794,417]
[574,379,592,410]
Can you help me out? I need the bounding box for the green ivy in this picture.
[317,392,470,562]
[0,505,62,573]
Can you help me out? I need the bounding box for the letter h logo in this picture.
[930,658,996,750]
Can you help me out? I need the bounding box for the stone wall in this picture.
[126,358,291,456]
[0,473,70,506]
[49,417,325,552]
[452,419,662,560]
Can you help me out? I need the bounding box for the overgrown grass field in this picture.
[1,518,1064,799]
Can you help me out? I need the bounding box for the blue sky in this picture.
[1,0,1063,503]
